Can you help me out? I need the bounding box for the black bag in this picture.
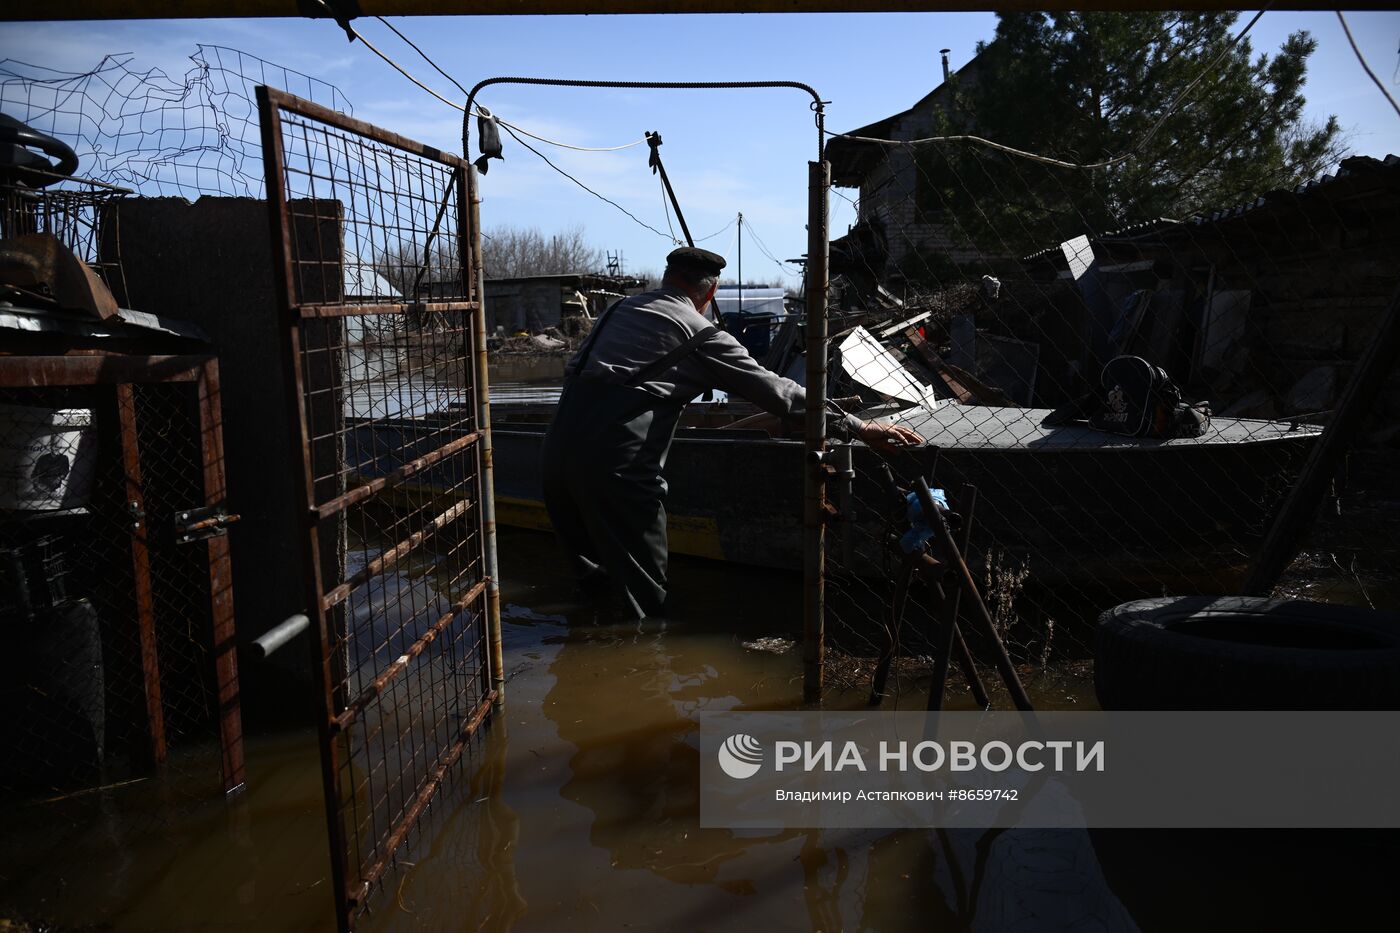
[1089,356,1209,439]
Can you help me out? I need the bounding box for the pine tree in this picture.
[918,12,1344,257]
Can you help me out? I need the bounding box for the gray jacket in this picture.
[566,286,859,435]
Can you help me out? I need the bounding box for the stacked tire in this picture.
[1095,596,1400,710]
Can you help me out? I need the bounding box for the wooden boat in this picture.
[350,401,1320,594]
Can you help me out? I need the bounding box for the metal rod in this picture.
[646,131,693,245]
[296,299,478,319]
[256,84,352,933]
[312,429,480,520]
[250,613,311,660]
[948,485,990,709]
[263,85,473,169]
[802,159,830,704]
[348,689,496,908]
[332,579,487,732]
[913,477,1033,712]
[869,552,914,704]
[1242,281,1400,596]
[469,166,506,705]
[320,498,471,610]
[463,76,825,161]
[926,576,959,713]
[115,382,166,769]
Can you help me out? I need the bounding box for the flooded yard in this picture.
[5,525,1396,932]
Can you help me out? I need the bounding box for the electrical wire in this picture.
[331,12,683,249]
[348,18,474,114]
[740,215,803,273]
[1337,11,1400,121]
[329,8,648,152]
[500,123,674,241]
[375,14,470,96]
[658,175,681,244]
[830,8,1269,171]
[694,219,735,243]
[374,14,645,151]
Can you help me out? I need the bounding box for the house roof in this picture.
[826,52,981,187]
[1022,154,1400,266]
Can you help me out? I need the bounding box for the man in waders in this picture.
[541,246,923,620]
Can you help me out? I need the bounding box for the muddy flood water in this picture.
[3,523,1397,933]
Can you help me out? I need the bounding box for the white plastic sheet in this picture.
[837,326,940,409]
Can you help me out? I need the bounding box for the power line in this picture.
[739,215,802,274]
[1336,11,1400,121]
[334,12,683,248]
[830,8,1269,171]
[658,174,681,244]
[694,219,735,243]
[324,7,647,152]
[374,14,647,152]
[500,123,674,242]
[375,14,470,96]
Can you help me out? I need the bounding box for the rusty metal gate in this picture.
[256,87,500,930]
[0,355,244,798]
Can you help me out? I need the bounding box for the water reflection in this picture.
[407,527,1140,933]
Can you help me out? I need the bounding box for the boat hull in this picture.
[350,407,1318,593]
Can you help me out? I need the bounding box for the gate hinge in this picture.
[175,505,241,544]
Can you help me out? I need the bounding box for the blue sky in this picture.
[2,10,1397,287]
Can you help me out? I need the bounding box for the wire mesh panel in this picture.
[257,86,496,930]
[0,361,243,797]
[815,136,1398,704]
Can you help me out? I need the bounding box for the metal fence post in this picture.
[803,159,830,704]
[469,166,505,704]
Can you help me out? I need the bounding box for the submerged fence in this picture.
[811,135,1400,704]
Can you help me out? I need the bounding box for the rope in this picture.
[829,8,1267,171]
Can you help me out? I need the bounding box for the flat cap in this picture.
[666,246,726,276]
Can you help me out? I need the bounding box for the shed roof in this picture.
[1021,154,1400,267]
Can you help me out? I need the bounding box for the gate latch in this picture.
[175,505,241,544]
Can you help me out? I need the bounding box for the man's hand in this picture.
[856,420,926,453]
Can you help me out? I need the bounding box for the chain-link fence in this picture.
[817,136,1399,706]
[0,374,240,797]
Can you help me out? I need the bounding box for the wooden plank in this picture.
[904,327,1017,406]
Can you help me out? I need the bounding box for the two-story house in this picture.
[827,49,984,290]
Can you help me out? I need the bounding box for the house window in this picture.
[915,165,946,224]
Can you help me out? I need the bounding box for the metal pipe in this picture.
[645,132,693,246]
[869,553,915,705]
[947,485,990,709]
[913,477,1033,712]
[249,613,311,660]
[470,166,506,705]
[926,575,959,714]
[802,159,830,705]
